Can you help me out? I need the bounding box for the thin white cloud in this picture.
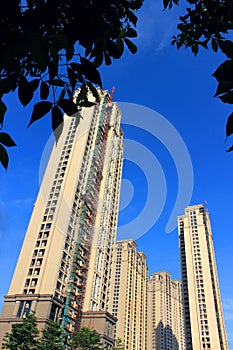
[0,197,33,208]
[223,298,233,321]
[136,0,182,52]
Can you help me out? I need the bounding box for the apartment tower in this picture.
[147,271,186,350]
[109,240,148,350]
[0,89,124,347]
[178,204,228,350]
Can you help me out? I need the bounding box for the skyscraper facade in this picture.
[178,204,228,350]
[0,89,124,347]
[147,271,186,350]
[109,240,148,350]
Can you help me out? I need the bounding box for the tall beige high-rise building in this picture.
[0,89,124,347]
[178,204,228,350]
[109,240,148,350]
[147,271,186,350]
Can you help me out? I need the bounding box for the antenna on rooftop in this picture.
[107,86,115,106]
[111,86,115,101]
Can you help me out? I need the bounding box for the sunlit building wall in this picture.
[178,204,229,350]
[0,89,124,348]
[147,271,185,350]
[109,240,148,350]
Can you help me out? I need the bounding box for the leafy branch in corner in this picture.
[163,0,233,152]
[0,0,144,169]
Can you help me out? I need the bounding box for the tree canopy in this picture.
[2,314,106,350]
[37,320,65,350]
[71,327,102,350]
[2,313,39,350]
[0,0,143,169]
[164,0,233,151]
[1,0,233,170]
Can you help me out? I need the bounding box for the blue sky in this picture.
[0,0,233,347]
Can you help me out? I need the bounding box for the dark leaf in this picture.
[163,0,170,9]
[67,89,73,100]
[0,144,9,170]
[212,60,233,82]
[75,85,88,104]
[104,52,112,66]
[124,38,137,54]
[67,66,77,93]
[66,45,74,62]
[171,37,177,46]
[93,52,104,68]
[192,43,199,55]
[211,38,219,53]
[0,99,7,127]
[199,40,208,49]
[218,40,233,59]
[48,50,59,82]
[57,99,77,116]
[125,28,137,38]
[40,81,50,100]
[116,38,124,57]
[130,0,143,10]
[49,79,66,87]
[59,88,66,101]
[0,77,16,95]
[214,80,233,97]
[127,10,138,26]
[85,43,93,57]
[226,112,233,137]
[88,83,100,103]
[18,77,39,107]
[28,101,53,127]
[75,73,84,85]
[226,145,233,152]
[219,91,233,104]
[0,132,16,147]
[107,41,122,59]
[49,35,69,50]
[52,105,64,144]
[80,57,102,87]
[27,30,48,71]
[29,79,40,92]
[69,63,82,72]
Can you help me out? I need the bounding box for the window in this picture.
[16,301,24,318]
[31,279,37,286]
[44,231,49,238]
[39,249,45,256]
[34,268,40,276]
[36,259,42,266]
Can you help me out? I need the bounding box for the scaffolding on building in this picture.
[61,95,113,335]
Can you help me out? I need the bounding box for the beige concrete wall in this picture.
[147,271,185,350]
[109,240,148,350]
[178,204,229,350]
